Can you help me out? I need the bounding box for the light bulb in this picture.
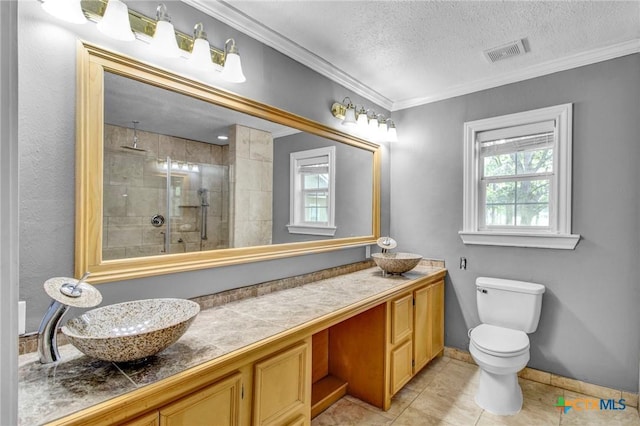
[221,39,246,83]
[342,104,357,126]
[150,4,180,58]
[189,23,213,70]
[356,108,369,128]
[97,0,134,41]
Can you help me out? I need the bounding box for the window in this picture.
[460,103,579,249]
[288,146,336,236]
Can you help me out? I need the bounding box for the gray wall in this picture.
[1,1,19,424]
[390,54,640,392]
[272,132,374,243]
[18,1,390,332]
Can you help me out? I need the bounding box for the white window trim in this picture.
[460,103,580,249]
[287,146,337,236]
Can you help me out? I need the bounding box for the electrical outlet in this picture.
[460,257,467,270]
[365,245,371,258]
[18,301,26,335]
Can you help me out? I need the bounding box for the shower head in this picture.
[121,120,147,152]
[198,188,209,207]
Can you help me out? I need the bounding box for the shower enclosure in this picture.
[102,124,229,260]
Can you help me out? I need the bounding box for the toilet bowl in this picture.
[469,324,530,415]
[470,277,545,415]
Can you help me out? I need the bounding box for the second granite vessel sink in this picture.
[372,252,423,275]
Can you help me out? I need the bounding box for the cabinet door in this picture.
[253,341,310,426]
[159,372,242,426]
[428,280,445,359]
[390,339,413,395]
[390,293,413,344]
[414,280,445,373]
[413,285,430,372]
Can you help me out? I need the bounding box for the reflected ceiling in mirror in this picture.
[77,42,380,283]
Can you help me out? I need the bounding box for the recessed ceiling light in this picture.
[217,135,229,141]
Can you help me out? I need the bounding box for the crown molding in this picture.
[183,0,638,114]
[392,38,640,111]
[183,0,394,110]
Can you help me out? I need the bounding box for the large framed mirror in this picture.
[76,42,381,283]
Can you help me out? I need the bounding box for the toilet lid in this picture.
[470,324,529,355]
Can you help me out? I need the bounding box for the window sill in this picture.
[458,231,580,250]
[287,224,337,236]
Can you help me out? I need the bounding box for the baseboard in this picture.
[444,346,639,409]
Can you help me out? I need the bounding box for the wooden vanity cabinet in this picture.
[46,269,446,426]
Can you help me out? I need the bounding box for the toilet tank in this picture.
[476,277,545,333]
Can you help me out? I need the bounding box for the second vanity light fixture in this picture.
[40,0,246,83]
[331,97,398,143]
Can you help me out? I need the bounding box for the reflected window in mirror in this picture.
[287,147,336,236]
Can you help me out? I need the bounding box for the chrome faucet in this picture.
[37,272,102,363]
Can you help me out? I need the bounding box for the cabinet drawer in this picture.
[390,293,413,345]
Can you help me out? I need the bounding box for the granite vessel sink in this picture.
[62,298,200,362]
[372,252,423,275]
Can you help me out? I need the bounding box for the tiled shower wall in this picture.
[228,125,274,248]
[103,124,229,259]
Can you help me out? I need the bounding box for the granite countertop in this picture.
[18,263,445,425]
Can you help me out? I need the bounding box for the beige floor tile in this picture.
[404,356,450,393]
[341,395,403,421]
[519,378,566,407]
[385,386,422,419]
[314,356,636,426]
[391,406,461,426]
[312,397,393,426]
[427,359,480,398]
[476,389,562,426]
[403,387,483,425]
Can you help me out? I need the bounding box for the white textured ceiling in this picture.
[187,0,640,111]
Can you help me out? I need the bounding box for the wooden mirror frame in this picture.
[76,42,381,284]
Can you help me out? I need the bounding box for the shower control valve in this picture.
[151,214,165,227]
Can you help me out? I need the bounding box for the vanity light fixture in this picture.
[331,98,398,142]
[150,3,181,58]
[41,0,87,24]
[96,0,134,41]
[43,0,247,83]
[189,23,213,70]
[220,39,246,83]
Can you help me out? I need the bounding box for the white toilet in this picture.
[469,277,545,415]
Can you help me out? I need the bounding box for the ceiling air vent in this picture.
[484,39,526,63]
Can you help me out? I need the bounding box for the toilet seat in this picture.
[470,324,529,357]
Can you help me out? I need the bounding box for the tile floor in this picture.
[311,356,640,425]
